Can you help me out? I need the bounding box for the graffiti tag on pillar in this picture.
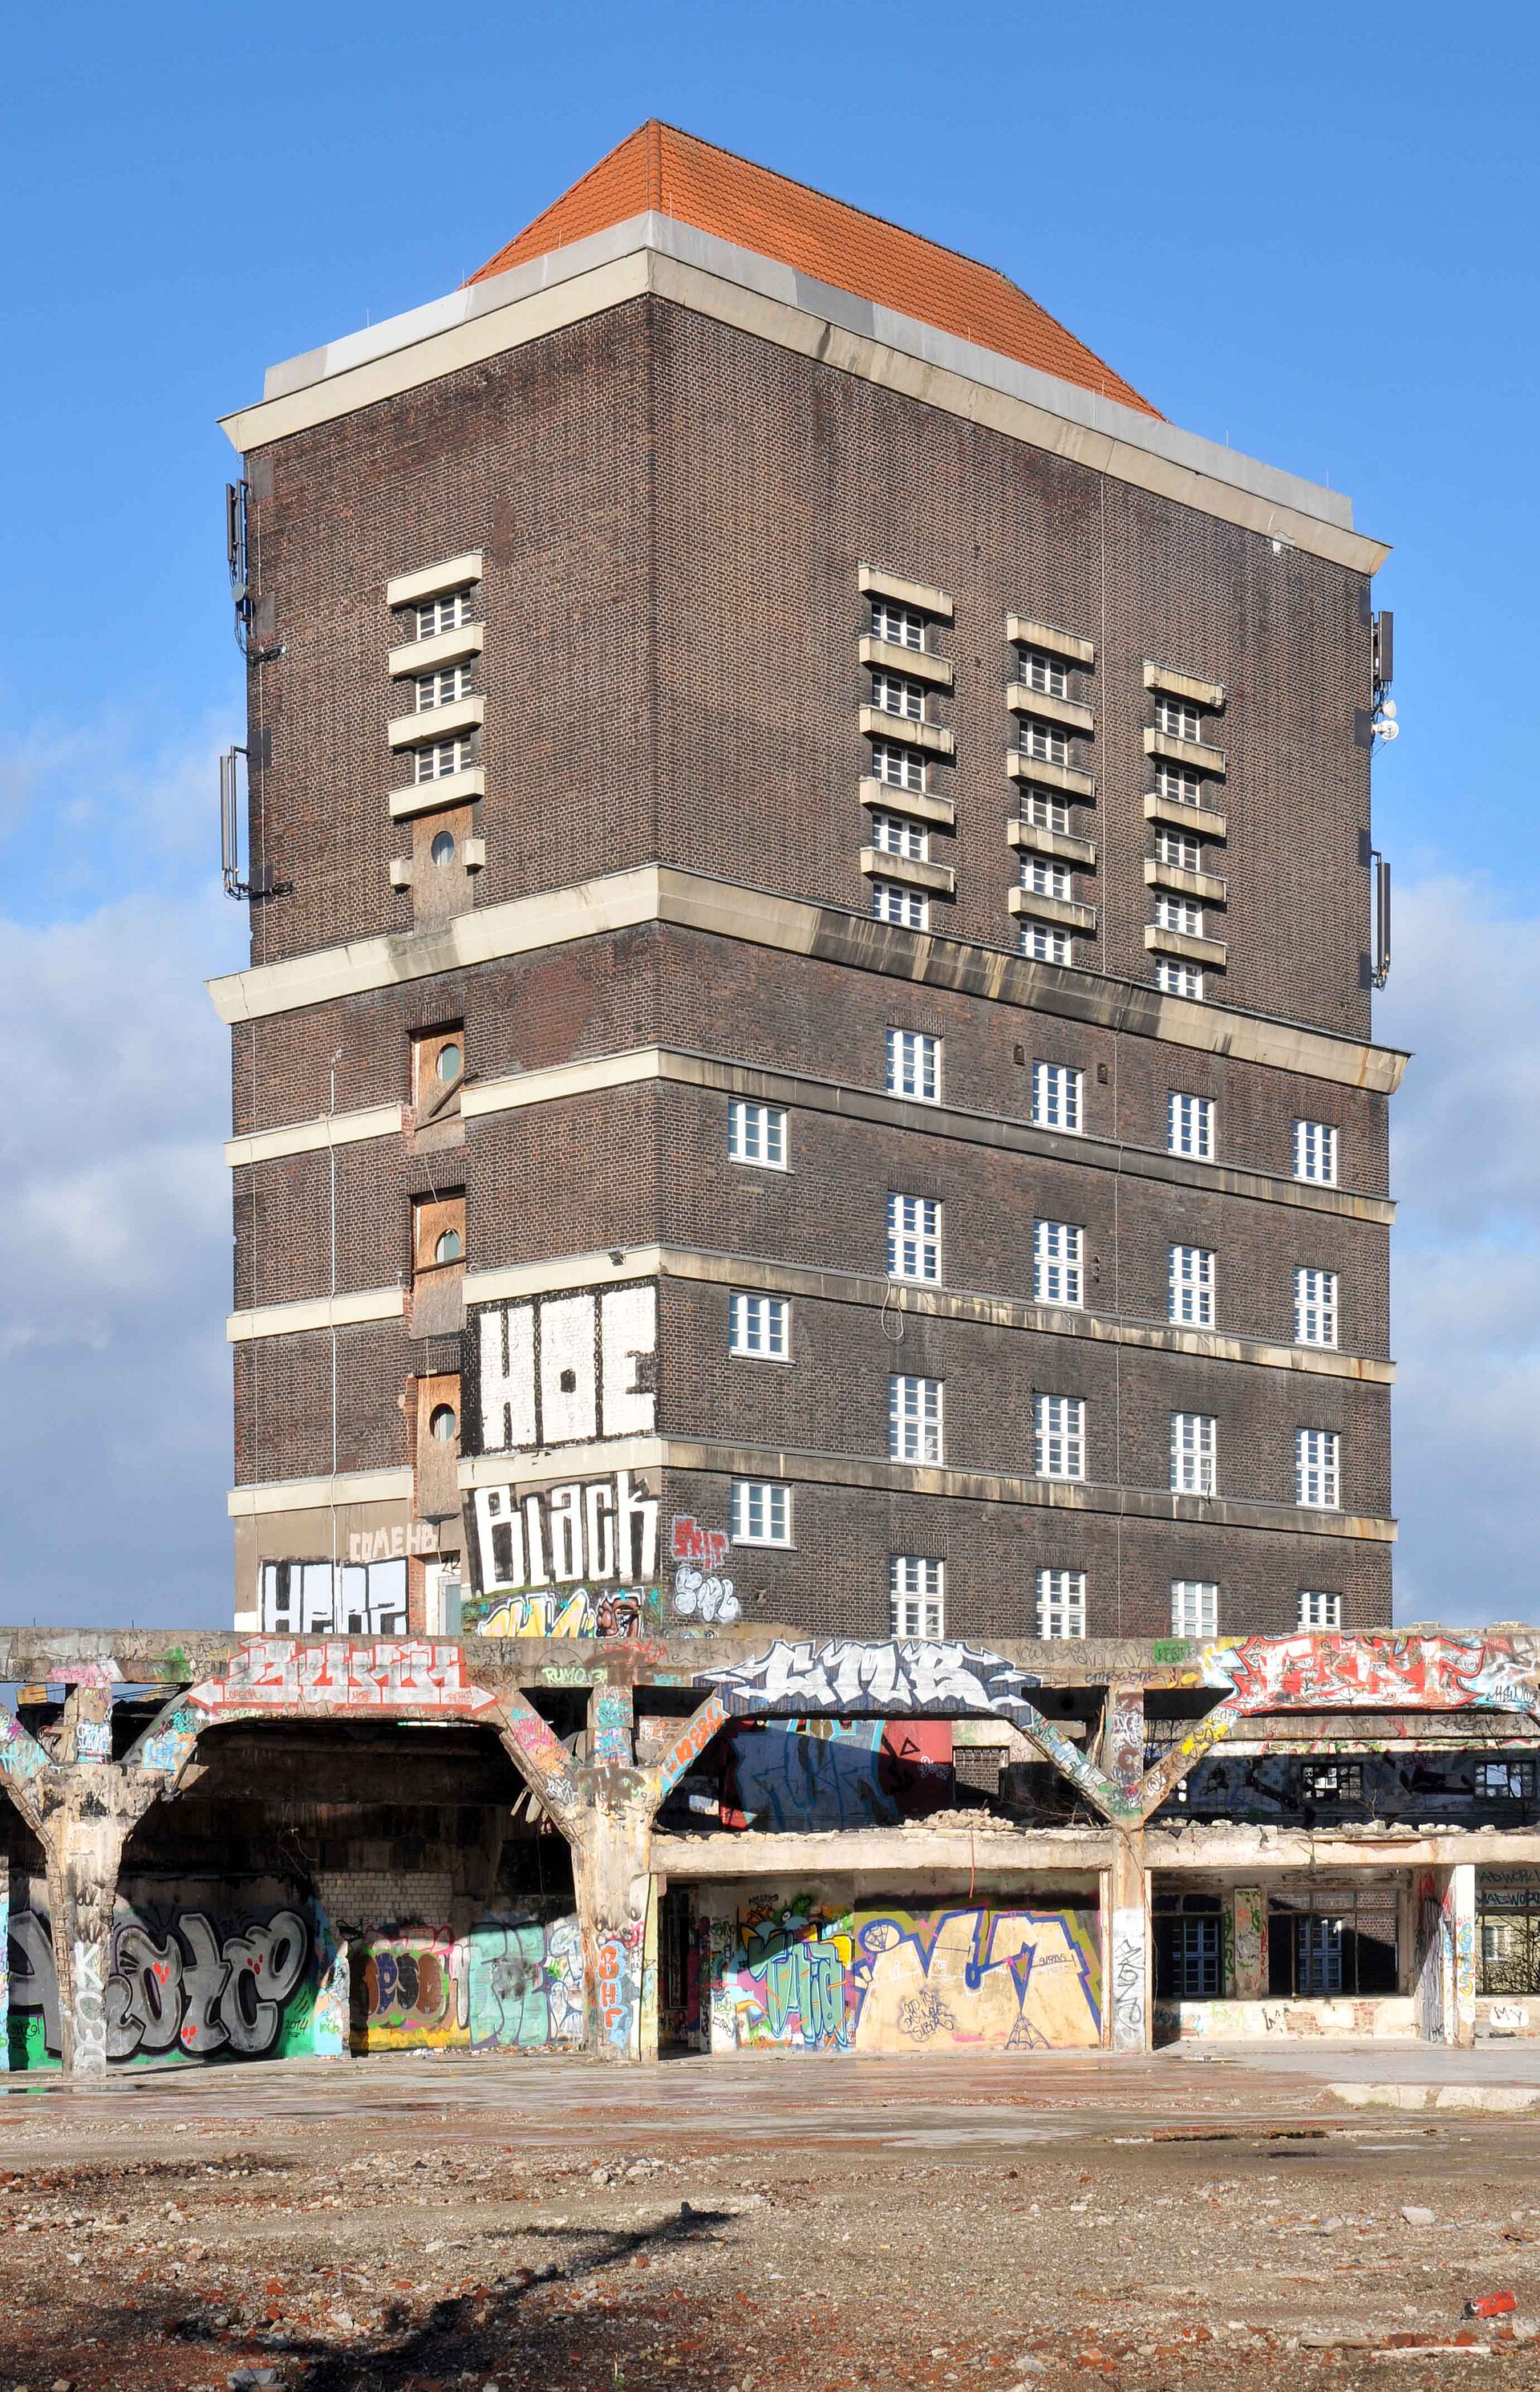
[594,1921,642,2053]
[473,1586,652,1640]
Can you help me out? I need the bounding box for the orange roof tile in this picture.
[469,122,1160,420]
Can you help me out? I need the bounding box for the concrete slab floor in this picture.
[6,2053,1540,2390]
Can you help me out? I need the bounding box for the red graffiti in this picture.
[188,1640,499,1714]
[671,1516,729,1571]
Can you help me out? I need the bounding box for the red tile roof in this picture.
[469,122,1160,420]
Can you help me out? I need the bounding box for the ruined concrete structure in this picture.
[213,122,1404,1648]
[4,1627,1538,2077]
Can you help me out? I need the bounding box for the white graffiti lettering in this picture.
[469,1472,658,1595]
[477,1286,656,1456]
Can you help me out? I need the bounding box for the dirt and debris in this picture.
[2,2051,1540,2389]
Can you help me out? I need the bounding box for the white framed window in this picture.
[1033,1219,1083,1307]
[1022,856,1072,901]
[1031,1060,1083,1133]
[1296,1427,1340,1510]
[415,663,473,711]
[1034,1393,1086,1481]
[729,1291,789,1360]
[1169,1244,1215,1327]
[1171,1579,1218,1638]
[890,1555,945,1638]
[727,1098,787,1169]
[1017,647,1068,699]
[1154,827,1202,874]
[1036,1567,1086,1640]
[414,735,472,782]
[886,1028,941,1102]
[870,668,926,721]
[1476,1759,1534,1802]
[872,810,928,860]
[1156,959,1205,999]
[890,1373,943,1463]
[870,738,926,793]
[887,1194,942,1283]
[1171,1412,1217,1495]
[871,598,928,651]
[873,880,930,930]
[1167,1092,1214,1160]
[1020,921,1072,964]
[1021,789,1069,835]
[1294,1119,1339,1186]
[1155,762,1205,807]
[1298,1590,1343,1630]
[1154,894,1205,938]
[1294,1267,1339,1348]
[1019,718,1068,765]
[1156,695,1203,743]
[731,1481,792,1546]
[415,588,474,639]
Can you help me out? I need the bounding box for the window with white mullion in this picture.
[1154,827,1202,874]
[1294,1267,1339,1348]
[415,588,475,639]
[727,1099,787,1168]
[1021,789,1070,835]
[872,810,928,861]
[1167,1093,1214,1159]
[1036,1567,1086,1640]
[886,1028,940,1103]
[1171,1579,1218,1637]
[872,880,929,929]
[1031,1061,1082,1132]
[870,668,927,721]
[1170,1411,1217,1495]
[1021,856,1072,900]
[414,736,473,782]
[1156,695,1203,743]
[414,663,474,711]
[1021,922,1072,963]
[1156,959,1205,998]
[1154,894,1205,937]
[731,1482,792,1545]
[871,599,929,652]
[1295,1428,1340,1510]
[887,1194,942,1283]
[890,1555,945,1638]
[1033,1220,1084,1308]
[1169,1243,1215,1328]
[1017,646,1068,699]
[1019,717,1069,765]
[1034,1393,1085,1481]
[1294,1120,1339,1186]
[728,1291,789,1360]
[870,738,927,793]
[1299,1590,1343,1629]
[889,1373,943,1464]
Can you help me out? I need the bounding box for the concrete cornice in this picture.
[209,864,1409,1097]
[456,1431,1393,1542]
[225,1101,406,1168]
[226,1467,415,1518]
[226,1286,406,1343]
[222,214,1384,573]
[461,1240,1395,1384]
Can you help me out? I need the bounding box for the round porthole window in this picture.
[434,1226,462,1263]
[431,831,456,866]
[429,1404,458,1442]
[435,1041,462,1082]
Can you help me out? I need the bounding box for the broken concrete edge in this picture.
[1327,2081,1540,2114]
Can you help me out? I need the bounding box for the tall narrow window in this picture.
[1171,1580,1218,1638]
[1033,1220,1084,1307]
[886,1029,941,1103]
[1034,1394,1086,1481]
[728,1291,789,1360]
[1171,1412,1217,1495]
[1296,1428,1340,1509]
[1294,1267,1339,1347]
[887,1194,942,1283]
[1031,1061,1083,1133]
[890,1555,945,1638]
[1036,1568,1086,1639]
[889,1374,943,1463]
[1167,1093,1214,1160]
[1294,1120,1339,1185]
[873,881,929,930]
[727,1099,787,1168]
[731,1482,792,1545]
[1169,1245,1215,1327]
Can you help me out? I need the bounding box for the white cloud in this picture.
[1379,878,1540,1625]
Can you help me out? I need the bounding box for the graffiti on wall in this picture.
[720,1718,954,1832]
[468,1472,659,1597]
[1206,1634,1540,1719]
[7,1899,317,2067]
[713,1897,1101,2053]
[669,1518,740,1626]
[704,1639,1041,1717]
[467,1916,583,2049]
[1109,1908,1146,2053]
[184,1640,499,1717]
[594,1920,644,2053]
[473,1587,653,1640]
[476,1286,655,1455]
[358,1928,465,2051]
[1233,1886,1267,1997]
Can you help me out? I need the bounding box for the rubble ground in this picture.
[5,2050,1540,2391]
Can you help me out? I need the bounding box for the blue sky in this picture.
[2,0,1538,1626]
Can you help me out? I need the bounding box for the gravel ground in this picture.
[4,2052,1540,2391]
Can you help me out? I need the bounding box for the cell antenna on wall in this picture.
[221,744,278,900]
[1372,609,1394,703]
[226,480,253,652]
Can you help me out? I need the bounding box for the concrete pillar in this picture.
[638,1873,661,2063]
[1103,1830,1150,2052]
[1415,1863,1477,2047]
[1448,1862,1477,2049]
[573,1800,653,2061]
[0,1849,10,2074]
[1100,1687,1146,1805]
[1231,1886,1266,1997]
[43,1807,129,2078]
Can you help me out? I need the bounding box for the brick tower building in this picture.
[212,123,1402,1648]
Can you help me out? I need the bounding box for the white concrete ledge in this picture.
[227,1466,415,1518]
[1007,614,1096,667]
[387,695,484,750]
[225,1101,406,1168]
[387,552,483,608]
[1145,659,1226,710]
[858,563,953,618]
[858,634,952,687]
[858,705,954,758]
[388,623,484,678]
[227,1286,407,1342]
[858,846,955,896]
[1010,889,1097,933]
[860,777,955,829]
[387,764,485,819]
[1006,685,1096,735]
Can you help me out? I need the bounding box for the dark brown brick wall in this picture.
[233,1319,410,1486]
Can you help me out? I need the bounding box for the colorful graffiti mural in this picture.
[710,1896,1101,2054]
[472,1587,653,1640]
[669,1518,740,1624]
[719,1718,954,1831]
[467,1916,583,2049]
[1205,1634,1540,1718]
[357,1928,464,2051]
[182,1640,498,1717]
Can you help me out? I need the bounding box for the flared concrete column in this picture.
[1103,1829,1150,2053]
[1415,1862,1477,2047]
[573,1800,654,2060]
[43,1807,130,2078]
